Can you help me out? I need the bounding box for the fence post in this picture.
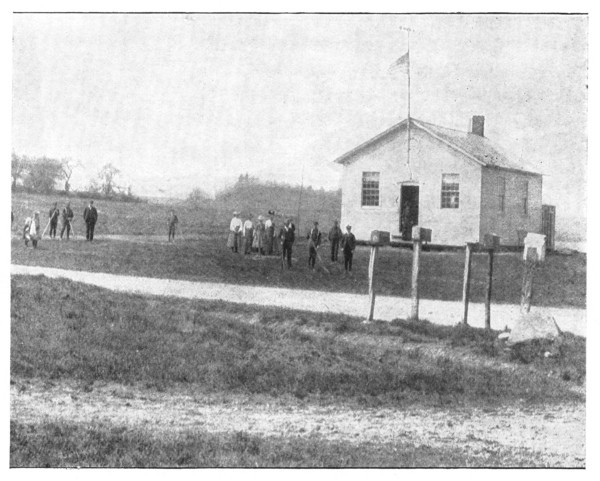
[485,248,494,329]
[409,227,431,321]
[366,245,378,322]
[462,242,474,325]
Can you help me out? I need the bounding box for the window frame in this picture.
[361,171,380,208]
[440,173,460,209]
[522,180,529,216]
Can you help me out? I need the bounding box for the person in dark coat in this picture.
[279,218,295,269]
[48,202,60,239]
[83,200,98,241]
[60,201,74,240]
[328,220,343,262]
[341,225,356,273]
[306,221,322,270]
[167,209,179,242]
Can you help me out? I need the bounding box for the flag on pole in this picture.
[388,51,409,74]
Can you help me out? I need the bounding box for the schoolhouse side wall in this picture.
[411,130,482,245]
[479,168,543,245]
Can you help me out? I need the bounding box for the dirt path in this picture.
[11,264,586,336]
[10,378,585,467]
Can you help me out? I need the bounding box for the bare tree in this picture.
[60,157,80,193]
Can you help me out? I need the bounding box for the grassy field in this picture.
[10,275,585,466]
[11,191,586,308]
[10,234,586,308]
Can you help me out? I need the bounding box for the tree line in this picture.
[11,153,140,202]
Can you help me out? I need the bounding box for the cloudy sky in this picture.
[12,13,587,220]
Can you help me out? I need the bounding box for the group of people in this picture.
[228,210,282,257]
[227,211,357,272]
[19,200,99,248]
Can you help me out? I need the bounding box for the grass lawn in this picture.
[11,234,586,308]
[11,275,585,406]
[11,275,585,467]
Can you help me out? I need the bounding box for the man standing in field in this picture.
[60,201,74,240]
[23,211,41,248]
[306,221,322,270]
[227,211,243,253]
[279,218,295,269]
[328,220,343,262]
[48,202,60,239]
[167,209,179,242]
[83,200,98,241]
[341,225,356,273]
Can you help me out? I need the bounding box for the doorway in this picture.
[400,185,419,240]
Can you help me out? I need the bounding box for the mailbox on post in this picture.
[523,233,546,262]
[483,234,501,250]
[411,226,432,243]
[369,230,391,246]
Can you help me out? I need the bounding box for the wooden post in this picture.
[366,246,378,322]
[520,247,538,314]
[410,239,421,320]
[462,242,474,325]
[484,249,494,329]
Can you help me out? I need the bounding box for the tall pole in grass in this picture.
[462,242,474,325]
[296,164,305,234]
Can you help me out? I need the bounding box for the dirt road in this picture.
[11,264,586,336]
[10,378,585,467]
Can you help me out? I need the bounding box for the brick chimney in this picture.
[471,115,485,137]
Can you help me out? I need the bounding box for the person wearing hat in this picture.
[60,201,74,240]
[265,210,277,255]
[228,211,243,253]
[48,202,60,239]
[279,217,295,268]
[328,220,343,262]
[306,221,322,270]
[253,215,266,255]
[341,224,356,273]
[83,200,98,241]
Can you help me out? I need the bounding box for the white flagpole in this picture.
[400,26,413,180]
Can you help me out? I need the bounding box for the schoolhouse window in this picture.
[441,174,460,208]
[498,177,506,213]
[522,180,529,216]
[361,172,380,207]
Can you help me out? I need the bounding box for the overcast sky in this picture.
[12,13,587,219]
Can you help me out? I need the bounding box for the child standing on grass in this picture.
[341,225,356,273]
[167,209,179,242]
[23,211,41,248]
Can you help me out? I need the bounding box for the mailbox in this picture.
[369,230,390,246]
[483,234,501,250]
[411,226,432,243]
[523,233,546,262]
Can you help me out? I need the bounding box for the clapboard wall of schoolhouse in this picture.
[339,126,483,245]
[479,167,543,245]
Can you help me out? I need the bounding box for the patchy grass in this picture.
[10,236,586,308]
[10,420,549,468]
[11,276,585,407]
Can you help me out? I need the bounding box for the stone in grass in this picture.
[507,312,562,346]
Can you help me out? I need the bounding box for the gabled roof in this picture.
[333,117,541,176]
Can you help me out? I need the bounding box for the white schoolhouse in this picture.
[334,116,544,246]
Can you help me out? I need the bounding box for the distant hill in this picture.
[213,177,341,234]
